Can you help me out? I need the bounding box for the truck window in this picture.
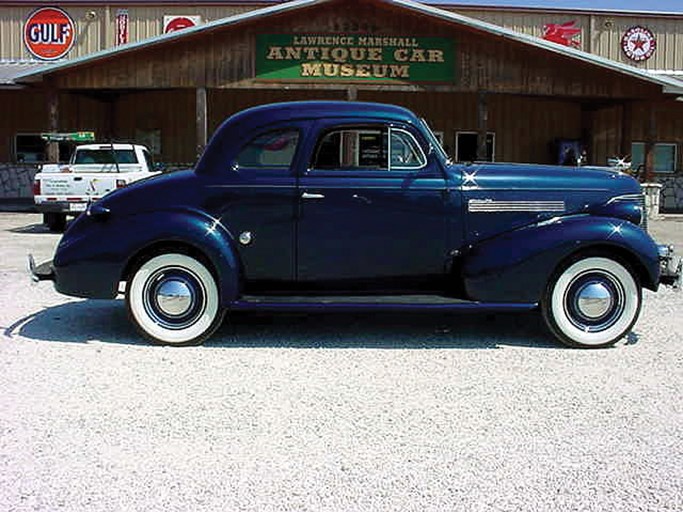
[235,129,299,169]
[73,149,137,165]
[142,149,154,171]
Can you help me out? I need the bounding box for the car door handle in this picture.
[301,192,325,200]
[352,194,372,205]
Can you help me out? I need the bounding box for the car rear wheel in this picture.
[542,255,641,348]
[44,213,66,232]
[126,253,224,346]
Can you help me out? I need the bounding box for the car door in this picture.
[209,122,308,291]
[297,120,453,291]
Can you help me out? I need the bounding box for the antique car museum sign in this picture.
[256,34,454,82]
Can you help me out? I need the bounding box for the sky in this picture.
[427,0,683,14]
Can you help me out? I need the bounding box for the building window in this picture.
[631,142,677,173]
[14,134,71,163]
[455,131,495,162]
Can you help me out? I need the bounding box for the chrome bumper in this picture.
[658,244,682,291]
[28,254,55,283]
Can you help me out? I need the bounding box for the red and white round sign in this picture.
[24,7,75,61]
[621,26,656,62]
[163,16,200,34]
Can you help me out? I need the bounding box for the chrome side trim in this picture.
[468,199,566,213]
[606,193,643,204]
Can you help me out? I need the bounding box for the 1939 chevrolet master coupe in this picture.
[30,101,681,348]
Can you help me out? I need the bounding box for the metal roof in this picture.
[12,0,683,95]
[4,0,683,15]
[0,60,54,87]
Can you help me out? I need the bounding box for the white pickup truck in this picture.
[33,144,160,231]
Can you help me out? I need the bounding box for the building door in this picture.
[455,131,495,162]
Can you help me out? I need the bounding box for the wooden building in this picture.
[1,0,683,208]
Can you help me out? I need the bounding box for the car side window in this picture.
[313,127,388,171]
[312,126,426,171]
[235,129,300,169]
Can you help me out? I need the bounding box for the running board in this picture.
[229,295,537,313]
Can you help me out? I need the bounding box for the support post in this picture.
[476,90,488,161]
[346,86,357,101]
[46,85,59,163]
[644,102,656,182]
[196,87,207,160]
[580,103,595,166]
[619,101,633,160]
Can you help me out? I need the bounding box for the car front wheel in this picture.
[126,253,224,346]
[542,255,641,348]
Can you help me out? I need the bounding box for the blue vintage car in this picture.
[30,101,681,348]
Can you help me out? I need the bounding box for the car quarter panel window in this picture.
[235,129,300,169]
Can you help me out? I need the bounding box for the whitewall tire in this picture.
[126,253,224,346]
[542,256,641,348]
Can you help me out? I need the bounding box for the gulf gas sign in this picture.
[24,7,75,61]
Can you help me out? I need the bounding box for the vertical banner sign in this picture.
[256,34,455,83]
[115,9,129,46]
[23,7,76,61]
[163,15,201,34]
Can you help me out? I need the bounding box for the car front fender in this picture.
[54,207,242,304]
[461,215,660,303]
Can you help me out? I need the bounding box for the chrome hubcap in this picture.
[576,282,613,319]
[156,279,194,316]
[564,270,625,333]
[142,267,205,330]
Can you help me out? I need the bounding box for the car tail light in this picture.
[116,179,127,189]
[32,180,41,196]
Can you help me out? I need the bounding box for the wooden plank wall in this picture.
[360,90,582,163]
[0,90,108,162]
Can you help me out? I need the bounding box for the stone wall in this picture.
[659,176,683,213]
[0,164,39,199]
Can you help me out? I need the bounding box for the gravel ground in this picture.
[1,213,682,511]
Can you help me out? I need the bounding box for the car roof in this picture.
[225,100,421,128]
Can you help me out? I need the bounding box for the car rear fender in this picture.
[117,209,243,305]
[461,215,660,303]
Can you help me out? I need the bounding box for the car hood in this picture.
[453,162,642,243]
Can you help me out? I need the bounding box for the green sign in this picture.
[41,131,95,142]
[256,34,455,83]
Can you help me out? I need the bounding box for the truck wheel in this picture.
[126,253,224,346]
[542,255,641,348]
[44,213,67,232]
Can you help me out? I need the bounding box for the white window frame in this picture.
[455,131,496,162]
[631,141,678,174]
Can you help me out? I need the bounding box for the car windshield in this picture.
[73,149,137,166]
[419,118,450,164]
